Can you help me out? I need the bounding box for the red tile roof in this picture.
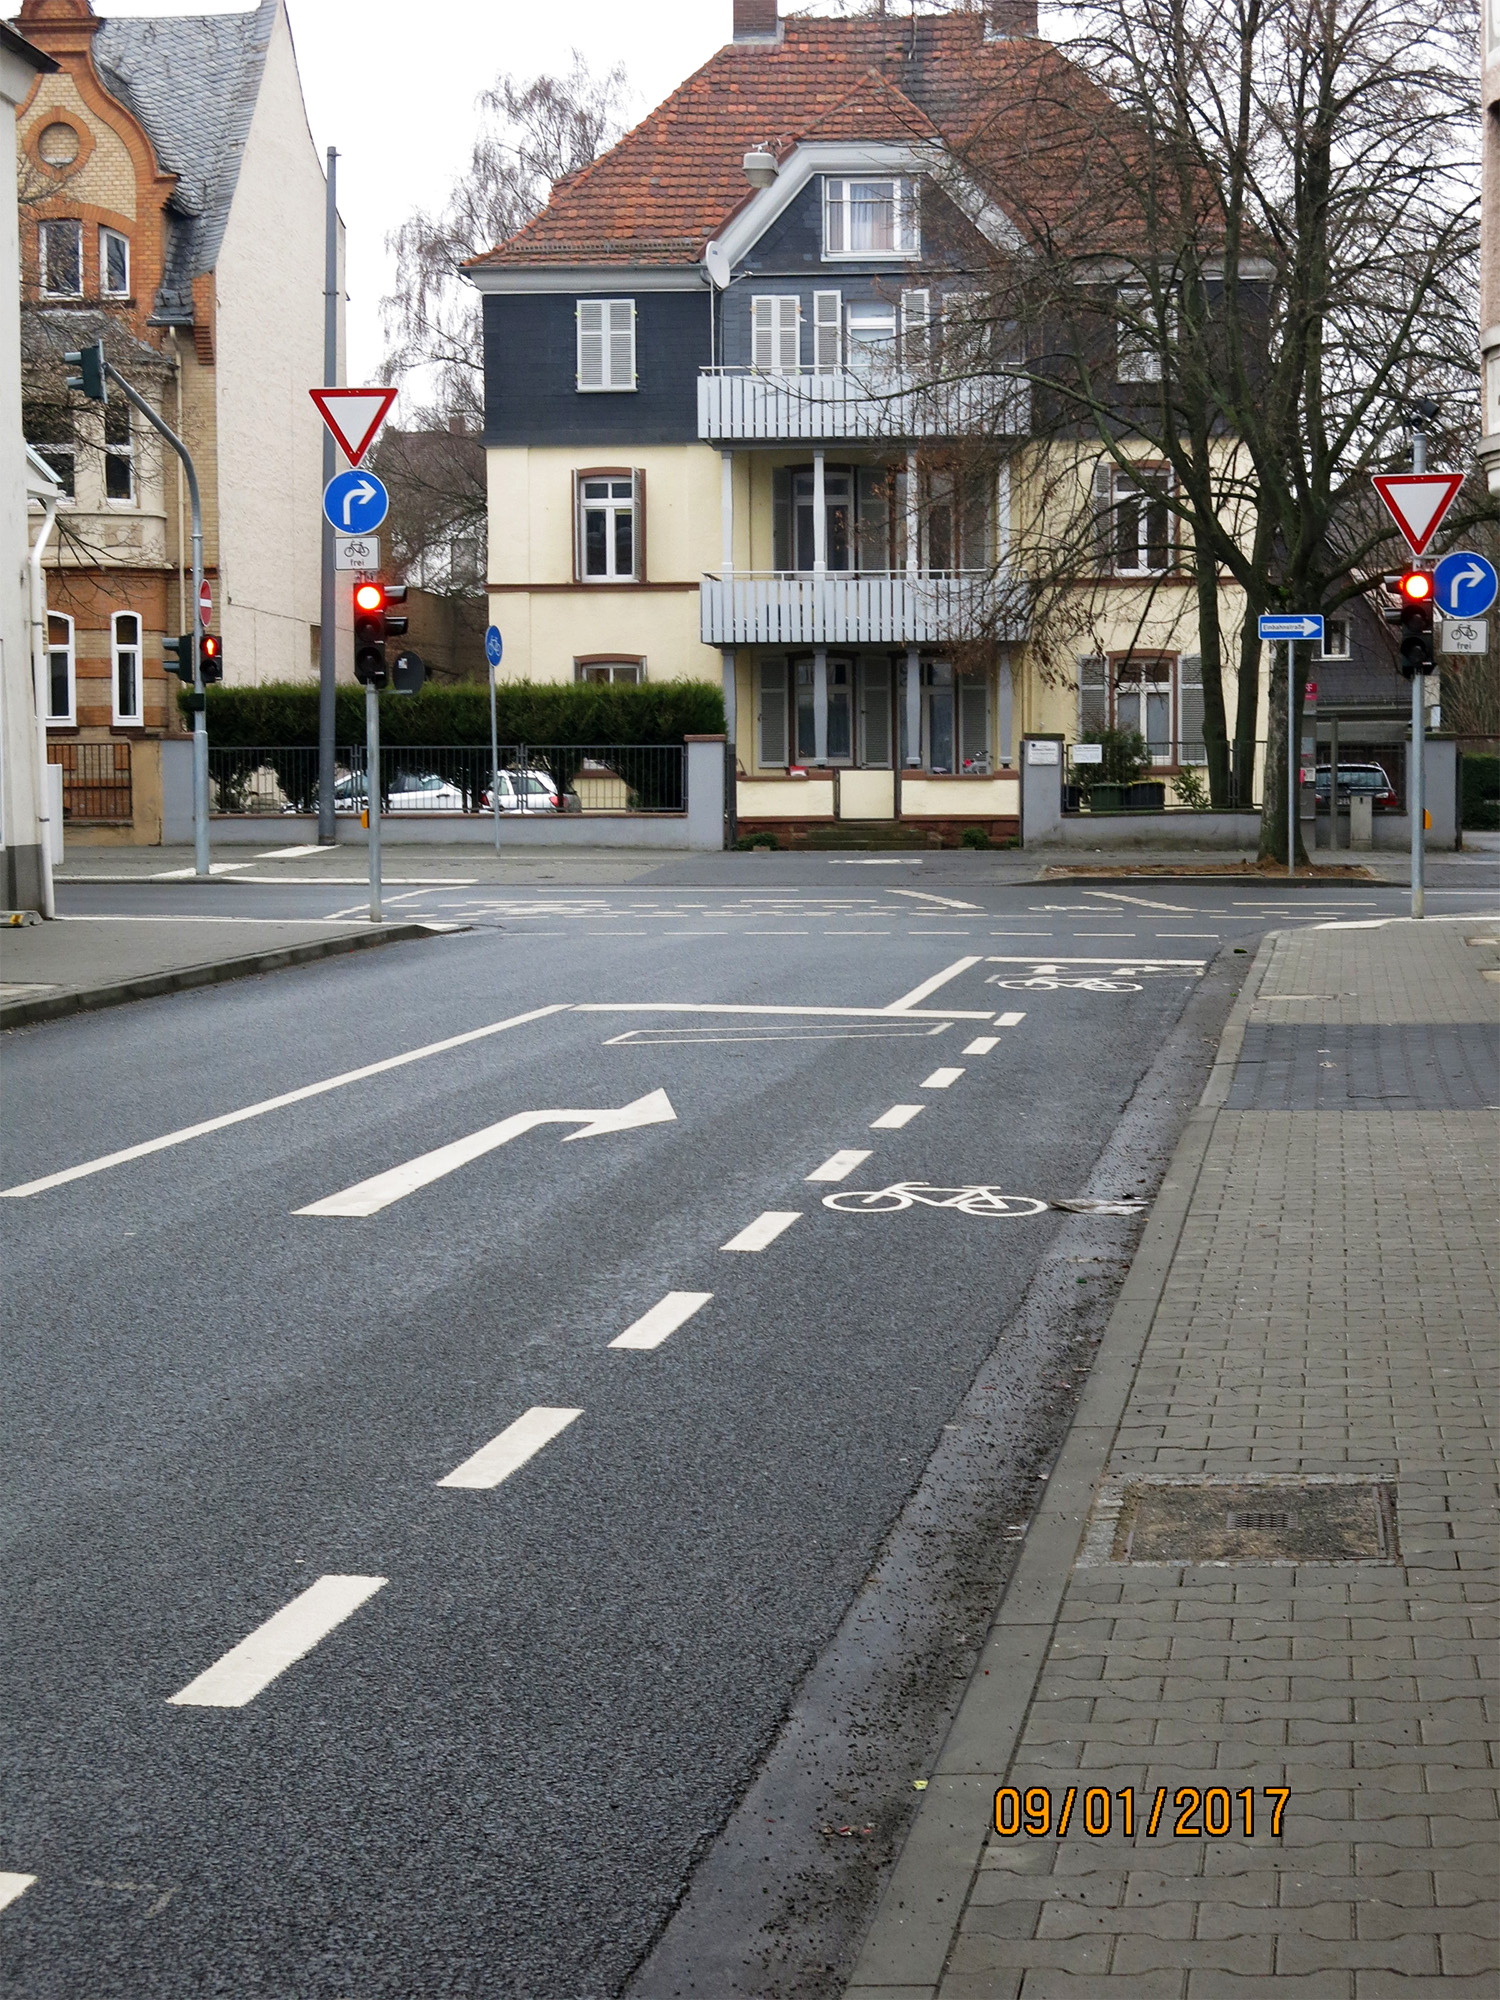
[468,12,1124,271]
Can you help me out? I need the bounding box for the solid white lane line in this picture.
[167,1575,387,1708]
[610,1292,713,1351]
[2,1004,572,1200]
[995,1011,1027,1027]
[0,1874,36,1913]
[890,888,982,911]
[437,1406,582,1488]
[575,1001,992,1020]
[1084,889,1195,913]
[871,1104,924,1129]
[964,1036,998,1054]
[721,1210,802,1252]
[807,1149,872,1182]
[884,954,983,1013]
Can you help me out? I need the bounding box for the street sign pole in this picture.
[1287,639,1296,880]
[1410,426,1426,920]
[484,625,504,852]
[366,678,381,923]
[318,146,338,847]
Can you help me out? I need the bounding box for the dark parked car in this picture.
[1315,763,1400,812]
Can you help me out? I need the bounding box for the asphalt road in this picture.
[1,872,1491,1996]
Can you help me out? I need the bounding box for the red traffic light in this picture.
[354,582,385,613]
[1398,569,1433,604]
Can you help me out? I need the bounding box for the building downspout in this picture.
[28,493,59,918]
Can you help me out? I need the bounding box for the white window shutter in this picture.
[577,301,605,390]
[752,297,773,373]
[824,179,845,254]
[812,291,841,373]
[901,288,930,364]
[607,299,635,389]
[775,295,800,373]
[758,660,788,767]
[1078,655,1108,735]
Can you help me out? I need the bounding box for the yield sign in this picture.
[1372,472,1465,557]
[309,386,397,468]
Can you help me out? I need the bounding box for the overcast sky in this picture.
[91,0,759,383]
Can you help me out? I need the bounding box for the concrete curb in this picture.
[843,934,1281,1997]
[0,922,450,1031]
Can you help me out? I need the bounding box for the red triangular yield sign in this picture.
[309,387,398,468]
[1372,472,1465,557]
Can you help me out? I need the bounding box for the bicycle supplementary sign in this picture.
[822,1183,1149,1219]
[1371,472,1465,556]
[1257,614,1323,642]
[335,534,380,572]
[1432,551,1498,620]
[309,387,397,469]
[323,470,389,535]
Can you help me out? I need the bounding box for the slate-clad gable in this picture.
[483,293,707,449]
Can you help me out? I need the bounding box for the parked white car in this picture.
[481,766,581,814]
[331,771,468,813]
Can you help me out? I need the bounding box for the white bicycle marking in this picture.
[822,1182,1149,1219]
[988,974,1142,993]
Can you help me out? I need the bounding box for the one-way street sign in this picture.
[1258,613,1324,641]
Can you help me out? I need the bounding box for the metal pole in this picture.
[1287,638,1295,879]
[104,364,207,876]
[1330,714,1340,851]
[318,147,339,845]
[366,680,381,922]
[1410,423,1426,918]
[489,655,501,851]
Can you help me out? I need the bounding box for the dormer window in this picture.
[823,177,919,259]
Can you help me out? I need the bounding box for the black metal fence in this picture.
[49,741,132,822]
[207,743,686,816]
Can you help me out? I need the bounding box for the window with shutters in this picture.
[1112,467,1171,574]
[575,471,641,582]
[812,291,842,373]
[576,299,636,392]
[1111,655,1176,763]
[46,612,75,724]
[1177,655,1205,762]
[846,302,898,381]
[751,295,801,374]
[758,658,788,767]
[111,611,142,726]
[822,178,919,258]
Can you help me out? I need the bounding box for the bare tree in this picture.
[943,0,1481,861]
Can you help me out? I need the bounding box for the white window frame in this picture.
[574,658,644,683]
[576,471,641,583]
[1116,282,1163,383]
[100,226,130,298]
[752,294,801,374]
[45,610,75,725]
[103,400,134,505]
[1320,617,1350,660]
[812,290,842,374]
[900,288,931,367]
[845,302,898,376]
[1112,467,1172,576]
[576,298,636,393]
[39,217,82,298]
[822,177,920,259]
[110,610,142,726]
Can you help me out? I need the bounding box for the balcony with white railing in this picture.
[699,570,1026,648]
[697,367,1029,443]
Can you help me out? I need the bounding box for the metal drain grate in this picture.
[1081,1478,1398,1564]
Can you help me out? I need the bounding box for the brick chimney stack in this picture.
[733,0,781,44]
[987,0,1039,36]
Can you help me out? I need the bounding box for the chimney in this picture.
[733,0,782,44]
[986,0,1038,37]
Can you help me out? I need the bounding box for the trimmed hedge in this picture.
[190,679,724,749]
[1462,752,1499,832]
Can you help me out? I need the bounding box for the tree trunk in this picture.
[1257,640,1310,868]
[1192,515,1230,807]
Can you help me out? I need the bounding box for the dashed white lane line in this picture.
[438,1406,583,1488]
[921,1067,965,1088]
[167,1575,388,1708]
[871,1104,924,1129]
[610,1292,713,1351]
[964,1036,998,1054]
[994,1011,1027,1027]
[0,1874,37,1914]
[721,1210,802,1252]
[807,1149,873,1182]
[2,1003,571,1200]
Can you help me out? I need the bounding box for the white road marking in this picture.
[986,955,1204,969]
[3,1004,571,1200]
[890,888,981,910]
[921,1067,964,1088]
[50,914,375,927]
[885,954,983,1013]
[151,862,251,879]
[254,844,326,859]
[577,1001,991,1020]
[167,1575,387,1708]
[0,1874,36,1913]
[1075,932,1136,938]
[722,1210,802,1251]
[994,1011,1027,1026]
[1083,889,1195,913]
[871,1104,924,1129]
[296,1090,675,1218]
[609,1293,713,1351]
[438,1406,582,1487]
[807,1149,872,1181]
[827,858,922,865]
[1157,932,1220,937]
[964,1036,998,1054]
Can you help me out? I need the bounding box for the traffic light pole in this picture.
[105,363,208,878]
[1287,639,1296,880]
[318,147,339,846]
[1410,425,1426,920]
[366,680,382,922]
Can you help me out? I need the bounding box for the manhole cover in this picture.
[1083,1478,1397,1564]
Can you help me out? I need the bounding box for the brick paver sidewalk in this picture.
[848,919,1500,1998]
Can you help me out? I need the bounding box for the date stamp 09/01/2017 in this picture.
[994,1786,1291,1841]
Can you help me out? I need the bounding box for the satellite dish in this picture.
[704,241,731,289]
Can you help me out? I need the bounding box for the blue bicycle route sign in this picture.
[484,625,504,668]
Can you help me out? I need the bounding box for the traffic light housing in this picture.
[162,632,195,681]
[63,338,106,402]
[353,580,388,687]
[1393,568,1434,678]
[384,583,408,640]
[198,632,223,684]
[391,649,426,695]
